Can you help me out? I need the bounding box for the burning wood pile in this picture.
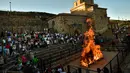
[80,18,103,67]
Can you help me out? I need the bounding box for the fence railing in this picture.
[67,46,129,73]
[101,49,128,73]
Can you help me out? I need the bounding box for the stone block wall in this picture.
[48,14,88,35]
[0,11,56,33]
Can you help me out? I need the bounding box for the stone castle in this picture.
[48,0,110,34]
[0,0,109,34]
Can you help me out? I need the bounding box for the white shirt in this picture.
[12,45,16,50]
[35,42,38,45]
[58,68,62,73]
[46,40,50,45]
[19,44,22,48]
[8,37,11,42]
[3,39,6,43]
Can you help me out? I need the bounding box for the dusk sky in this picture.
[0,0,129,20]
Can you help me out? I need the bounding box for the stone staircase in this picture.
[35,43,82,70]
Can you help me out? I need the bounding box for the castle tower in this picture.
[70,0,109,34]
[70,0,94,15]
[80,0,94,5]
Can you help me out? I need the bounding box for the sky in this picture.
[0,0,130,20]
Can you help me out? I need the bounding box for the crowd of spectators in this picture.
[0,31,83,73]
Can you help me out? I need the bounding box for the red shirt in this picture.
[22,56,27,63]
[5,44,10,49]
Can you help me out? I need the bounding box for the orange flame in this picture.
[80,18,103,67]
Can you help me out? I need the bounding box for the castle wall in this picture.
[48,14,88,35]
[93,8,109,33]
[0,15,43,33]
[0,12,55,33]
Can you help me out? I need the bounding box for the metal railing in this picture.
[67,46,129,73]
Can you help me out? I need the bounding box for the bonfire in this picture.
[80,18,103,67]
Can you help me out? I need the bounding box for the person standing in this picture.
[0,55,4,65]
[5,43,10,55]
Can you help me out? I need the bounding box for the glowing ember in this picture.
[80,18,103,67]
